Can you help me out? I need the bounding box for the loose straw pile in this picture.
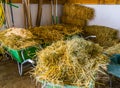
[0,28,40,49]
[33,37,108,87]
[0,25,83,49]
[0,45,4,54]
[83,25,119,48]
[104,43,120,55]
[29,24,83,44]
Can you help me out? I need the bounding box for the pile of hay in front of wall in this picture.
[33,37,108,87]
[0,28,41,50]
[63,3,94,20]
[29,24,83,44]
[53,24,83,36]
[104,43,120,56]
[0,25,83,50]
[83,25,119,48]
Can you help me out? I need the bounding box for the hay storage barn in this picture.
[0,0,120,88]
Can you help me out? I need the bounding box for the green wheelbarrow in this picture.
[4,45,41,76]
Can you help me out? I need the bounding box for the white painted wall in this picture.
[85,5,120,30]
[7,4,120,33]
[84,5,120,37]
[9,4,62,28]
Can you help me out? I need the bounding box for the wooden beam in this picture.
[6,0,67,4]
[5,0,120,4]
[66,0,120,4]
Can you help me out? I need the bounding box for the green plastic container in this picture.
[4,45,40,63]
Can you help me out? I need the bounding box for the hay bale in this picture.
[33,37,108,87]
[63,3,94,20]
[61,16,87,26]
[83,25,119,48]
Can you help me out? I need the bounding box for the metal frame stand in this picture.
[17,50,35,76]
[17,59,35,76]
[42,82,47,88]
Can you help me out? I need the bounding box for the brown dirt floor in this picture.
[1,55,120,88]
[0,55,38,88]
[95,72,120,88]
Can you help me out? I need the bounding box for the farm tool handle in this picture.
[23,0,32,28]
[2,0,19,8]
[26,0,32,28]
[22,0,27,28]
[1,0,18,28]
[50,0,58,24]
[0,1,5,28]
[51,0,54,24]
[55,0,58,24]
[9,0,14,27]
[36,0,43,26]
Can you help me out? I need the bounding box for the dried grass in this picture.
[0,25,83,49]
[33,37,108,87]
[83,25,119,48]
[63,3,94,20]
[62,16,87,26]
[4,28,33,39]
[104,43,120,55]
[0,28,40,49]
[0,45,4,54]
[29,24,83,44]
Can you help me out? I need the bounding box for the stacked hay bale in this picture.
[29,24,83,44]
[83,25,119,48]
[0,28,41,49]
[33,37,108,87]
[62,3,94,26]
[62,16,87,26]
